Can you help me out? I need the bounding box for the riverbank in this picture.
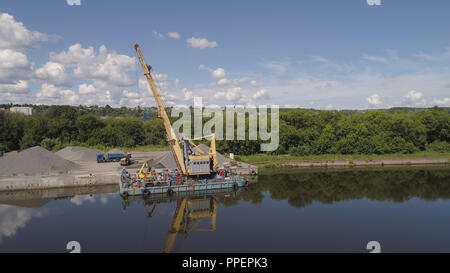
[238,152,450,167]
[0,146,256,192]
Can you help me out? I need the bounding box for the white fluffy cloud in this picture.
[0,49,31,86]
[404,90,423,101]
[78,83,96,95]
[45,43,138,105]
[186,37,217,49]
[217,78,230,86]
[122,90,139,99]
[154,73,168,81]
[50,44,135,87]
[214,87,248,104]
[211,68,225,78]
[36,83,78,105]
[0,49,29,69]
[182,88,193,101]
[0,13,52,50]
[34,62,72,87]
[403,90,426,106]
[199,65,226,79]
[252,89,270,100]
[0,80,28,94]
[367,94,382,107]
[432,97,450,106]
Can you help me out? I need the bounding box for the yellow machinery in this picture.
[134,44,218,176]
[120,153,132,166]
[164,197,218,253]
[137,161,151,180]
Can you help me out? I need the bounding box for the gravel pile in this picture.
[147,151,177,169]
[0,146,78,176]
[56,146,103,162]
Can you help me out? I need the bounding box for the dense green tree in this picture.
[76,114,105,142]
[0,106,449,155]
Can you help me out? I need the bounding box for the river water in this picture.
[0,166,449,253]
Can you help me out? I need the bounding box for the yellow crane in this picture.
[134,44,218,176]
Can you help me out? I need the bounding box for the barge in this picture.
[120,168,248,197]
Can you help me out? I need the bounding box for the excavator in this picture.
[135,44,218,177]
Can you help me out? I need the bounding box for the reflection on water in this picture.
[0,166,449,252]
[0,205,53,244]
[121,190,235,253]
[0,185,117,248]
[241,166,450,207]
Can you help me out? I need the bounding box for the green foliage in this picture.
[289,145,313,156]
[426,140,450,153]
[143,118,167,145]
[274,108,447,156]
[40,138,63,151]
[0,106,448,157]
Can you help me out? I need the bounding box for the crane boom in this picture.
[134,44,186,174]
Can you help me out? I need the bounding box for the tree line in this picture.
[0,105,449,155]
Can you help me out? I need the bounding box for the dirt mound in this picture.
[0,146,79,176]
[56,146,103,162]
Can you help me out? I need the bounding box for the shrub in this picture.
[40,138,62,151]
[426,141,450,153]
[289,145,313,156]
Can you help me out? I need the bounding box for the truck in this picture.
[97,153,124,163]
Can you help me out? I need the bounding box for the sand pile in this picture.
[0,146,79,176]
[56,146,103,162]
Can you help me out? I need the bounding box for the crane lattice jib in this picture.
[134,44,186,175]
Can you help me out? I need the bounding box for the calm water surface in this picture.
[0,166,449,253]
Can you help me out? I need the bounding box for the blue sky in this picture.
[0,0,449,109]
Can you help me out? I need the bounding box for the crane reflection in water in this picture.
[120,189,244,253]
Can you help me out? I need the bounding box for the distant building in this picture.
[9,107,33,115]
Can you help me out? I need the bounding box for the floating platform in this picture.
[119,170,248,197]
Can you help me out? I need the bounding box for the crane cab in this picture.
[187,155,212,175]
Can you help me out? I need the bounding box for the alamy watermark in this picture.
[170,97,279,152]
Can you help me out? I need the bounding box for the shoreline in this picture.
[252,157,450,168]
[1,153,448,192]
